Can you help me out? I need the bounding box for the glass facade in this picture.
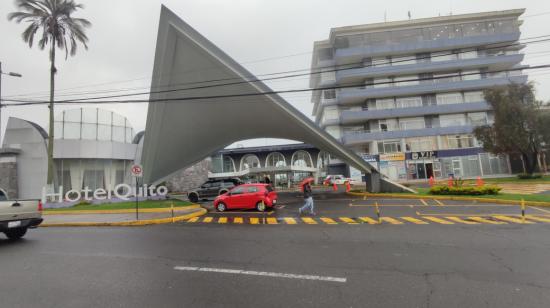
[54,108,134,143]
[55,159,132,192]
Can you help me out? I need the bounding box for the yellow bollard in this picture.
[375,202,381,224]
[171,202,175,223]
[521,199,525,223]
[363,194,367,201]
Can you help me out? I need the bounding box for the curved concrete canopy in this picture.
[142,6,407,192]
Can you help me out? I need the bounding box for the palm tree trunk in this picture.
[46,39,56,186]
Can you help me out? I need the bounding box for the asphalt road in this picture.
[2,219,550,307]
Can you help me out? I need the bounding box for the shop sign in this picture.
[379,153,405,161]
[360,154,378,162]
[411,151,437,160]
[42,184,168,203]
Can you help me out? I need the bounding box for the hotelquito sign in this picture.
[131,164,143,177]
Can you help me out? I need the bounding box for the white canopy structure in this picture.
[141,6,409,193]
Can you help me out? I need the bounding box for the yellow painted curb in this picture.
[43,204,200,215]
[40,208,207,227]
[346,192,550,207]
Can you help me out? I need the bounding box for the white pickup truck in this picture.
[0,192,43,240]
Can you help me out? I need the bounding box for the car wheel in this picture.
[188,193,199,203]
[216,202,226,212]
[256,201,266,212]
[4,227,27,240]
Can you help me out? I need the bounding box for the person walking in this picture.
[299,181,315,215]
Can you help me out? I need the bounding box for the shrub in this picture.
[429,185,501,196]
[74,200,92,206]
[517,173,543,180]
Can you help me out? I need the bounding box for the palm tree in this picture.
[8,0,91,187]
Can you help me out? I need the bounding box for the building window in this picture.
[266,152,286,168]
[458,49,478,59]
[376,98,395,110]
[392,55,417,66]
[464,91,484,103]
[396,96,422,108]
[431,51,457,62]
[374,77,392,88]
[445,135,475,149]
[318,48,333,61]
[461,69,481,80]
[440,114,467,127]
[433,71,461,83]
[467,112,488,126]
[399,117,425,130]
[372,56,391,67]
[322,106,339,121]
[323,89,336,100]
[393,75,419,87]
[292,151,313,167]
[436,92,463,105]
[378,140,402,154]
[406,137,435,152]
[240,154,261,171]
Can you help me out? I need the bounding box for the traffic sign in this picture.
[131,164,143,177]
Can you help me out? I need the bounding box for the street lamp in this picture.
[0,62,23,147]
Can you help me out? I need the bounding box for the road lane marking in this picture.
[468,216,506,224]
[420,199,428,206]
[400,217,429,224]
[218,217,228,224]
[526,215,550,223]
[422,216,454,224]
[320,217,338,224]
[174,266,346,283]
[302,217,317,224]
[444,217,479,224]
[284,217,297,224]
[187,217,199,223]
[203,217,213,223]
[233,217,243,224]
[250,217,259,224]
[433,199,445,206]
[339,217,358,224]
[493,215,535,224]
[267,217,278,224]
[380,217,403,225]
[358,216,379,224]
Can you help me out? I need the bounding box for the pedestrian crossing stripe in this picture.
[185,215,550,225]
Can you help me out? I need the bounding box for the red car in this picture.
[213,184,277,212]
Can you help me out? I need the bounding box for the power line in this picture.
[6,34,550,101]
[3,64,547,107]
[5,36,549,105]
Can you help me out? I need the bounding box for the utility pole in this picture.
[0,62,23,146]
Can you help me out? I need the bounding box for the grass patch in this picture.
[46,200,193,211]
[415,187,550,203]
[443,175,550,184]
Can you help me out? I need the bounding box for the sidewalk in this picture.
[41,206,206,227]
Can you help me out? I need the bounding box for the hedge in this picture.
[517,173,543,180]
[429,185,501,196]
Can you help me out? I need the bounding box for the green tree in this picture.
[8,0,91,186]
[474,83,548,175]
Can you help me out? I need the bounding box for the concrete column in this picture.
[365,172,381,193]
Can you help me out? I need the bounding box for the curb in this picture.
[40,207,207,227]
[346,192,550,207]
[43,204,200,215]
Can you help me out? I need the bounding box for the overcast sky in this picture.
[1,0,549,147]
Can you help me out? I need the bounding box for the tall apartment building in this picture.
[310,9,527,181]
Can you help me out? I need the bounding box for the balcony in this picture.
[336,75,528,106]
[334,32,520,64]
[336,54,524,85]
[341,101,491,125]
[342,125,475,146]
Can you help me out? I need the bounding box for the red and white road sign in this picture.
[131,164,143,177]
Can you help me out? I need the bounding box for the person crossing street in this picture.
[299,181,315,216]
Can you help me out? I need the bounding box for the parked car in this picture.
[187,178,242,203]
[324,175,360,185]
[0,191,43,240]
[214,184,277,212]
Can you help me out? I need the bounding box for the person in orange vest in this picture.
[332,182,338,192]
[428,176,435,187]
[448,176,454,187]
[345,181,351,192]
